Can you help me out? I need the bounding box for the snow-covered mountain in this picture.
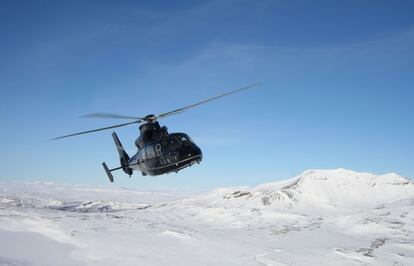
[1,169,413,266]
[180,168,413,210]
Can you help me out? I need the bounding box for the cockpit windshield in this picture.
[164,136,181,152]
[178,134,194,147]
[163,134,193,152]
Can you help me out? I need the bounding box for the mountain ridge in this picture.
[179,168,414,212]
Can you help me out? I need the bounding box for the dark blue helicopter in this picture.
[52,83,260,182]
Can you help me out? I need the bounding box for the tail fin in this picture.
[112,132,133,176]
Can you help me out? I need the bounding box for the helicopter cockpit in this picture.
[165,133,194,148]
[160,133,201,169]
[134,131,201,175]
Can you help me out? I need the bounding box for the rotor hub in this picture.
[144,114,157,123]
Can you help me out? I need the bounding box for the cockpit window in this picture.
[164,136,181,152]
[145,145,155,159]
[179,134,193,143]
[187,136,194,143]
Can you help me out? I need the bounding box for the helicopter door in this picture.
[144,145,157,169]
[140,148,146,162]
[163,136,180,164]
[155,143,166,165]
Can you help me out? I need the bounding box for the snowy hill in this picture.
[1,169,413,265]
[181,168,414,210]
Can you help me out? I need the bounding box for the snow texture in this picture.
[1,169,413,265]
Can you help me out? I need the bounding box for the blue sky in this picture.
[1,0,413,189]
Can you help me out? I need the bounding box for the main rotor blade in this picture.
[82,112,144,120]
[157,82,261,119]
[50,120,141,140]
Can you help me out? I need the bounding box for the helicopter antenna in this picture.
[51,82,261,140]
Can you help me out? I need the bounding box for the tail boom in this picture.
[112,131,133,176]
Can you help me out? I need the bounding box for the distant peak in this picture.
[302,168,363,176]
[299,168,410,182]
[299,168,376,180]
[248,169,413,209]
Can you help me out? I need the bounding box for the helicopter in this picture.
[52,82,261,182]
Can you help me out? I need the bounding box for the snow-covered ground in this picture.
[1,169,413,266]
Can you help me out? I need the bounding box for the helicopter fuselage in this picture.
[119,121,202,176]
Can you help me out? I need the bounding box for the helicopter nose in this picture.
[191,146,202,161]
[182,145,202,159]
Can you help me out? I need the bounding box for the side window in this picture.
[146,145,155,159]
[140,148,146,160]
[178,134,194,147]
[155,143,167,165]
[187,135,194,143]
[155,143,162,156]
[164,136,181,152]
